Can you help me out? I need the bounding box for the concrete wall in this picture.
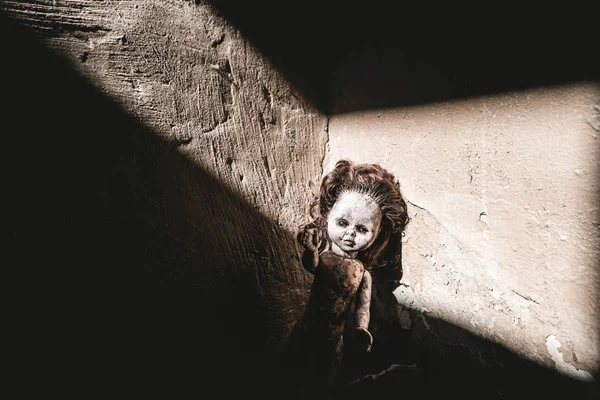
[327,82,600,378]
[3,1,326,395]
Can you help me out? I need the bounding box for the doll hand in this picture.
[356,327,373,353]
[297,226,322,272]
[298,226,322,253]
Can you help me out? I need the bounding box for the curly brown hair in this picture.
[309,159,409,274]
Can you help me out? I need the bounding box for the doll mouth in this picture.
[343,240,355,247]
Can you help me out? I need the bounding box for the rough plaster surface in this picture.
[326,83,600,376]
[3,0,327,347]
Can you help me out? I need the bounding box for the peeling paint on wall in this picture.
[546,335,594,382]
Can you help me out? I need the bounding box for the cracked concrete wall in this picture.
[326,83,600,378]
[3,0,327,350]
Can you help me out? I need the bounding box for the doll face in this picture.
[327,191,382,258]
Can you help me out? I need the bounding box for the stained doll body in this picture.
[285,159,409,397]
[287,250,371,392]
[286,191,379,393]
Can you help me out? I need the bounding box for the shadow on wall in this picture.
[341,308,598,400]
[2,11,306,397]
[204,0,336,113]
[4,8,597,400]
[207,0,599,114]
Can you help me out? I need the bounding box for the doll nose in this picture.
[346,229,356,237]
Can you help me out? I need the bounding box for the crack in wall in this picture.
[405,198,486,261]
[511,290,540,305]
[318,114,331,184]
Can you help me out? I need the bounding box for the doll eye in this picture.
[357,225,368,234]
[337,219,348,227]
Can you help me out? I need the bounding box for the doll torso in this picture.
[301,250,365,339]
[283,250,368,392]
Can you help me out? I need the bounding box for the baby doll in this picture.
[284,159,408,395]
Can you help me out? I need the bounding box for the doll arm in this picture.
[355,269,373,352]
[296,224,322,273]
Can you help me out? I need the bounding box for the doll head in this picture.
[326,191,383,258]
[311,159,408,270]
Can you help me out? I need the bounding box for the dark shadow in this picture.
[206,1,598,114]
[204,0,336,112]
[338,308,598,400]
[2,10,307,397]
[4,6,597,400]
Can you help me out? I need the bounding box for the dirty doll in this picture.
[284,159,408,396]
